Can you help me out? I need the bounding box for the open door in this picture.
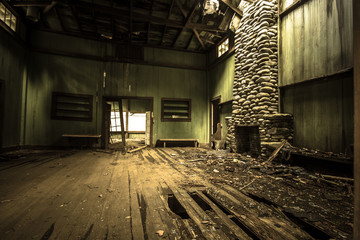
[145,111,152,146]
[103,97,153,150]
[211,97,221,141]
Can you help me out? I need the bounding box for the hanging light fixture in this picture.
[203,0,219,15]
[26,6,40,22]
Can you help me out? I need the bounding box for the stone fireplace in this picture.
[226,0,294,157]
[235,125,261,156]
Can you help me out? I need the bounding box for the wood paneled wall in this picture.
[279,0,353,86]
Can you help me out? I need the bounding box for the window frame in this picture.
[51,92,93,122]
[217,37,229,58]
[0,1,17,32]
[161,98,191,122]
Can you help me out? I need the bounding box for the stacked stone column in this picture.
[226,0,293,156]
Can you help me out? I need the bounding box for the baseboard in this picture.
[0,145,21,153]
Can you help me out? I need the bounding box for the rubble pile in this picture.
[172,148,353,239]
[226,0,294,156]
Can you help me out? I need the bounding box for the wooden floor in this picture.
[0,148,345,239]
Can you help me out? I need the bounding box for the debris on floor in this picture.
[169,147,353,239]
[0,147,354,239]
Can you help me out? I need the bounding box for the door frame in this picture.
[210,96,221,143]
[103,96,154,147]
[0,80,4,149]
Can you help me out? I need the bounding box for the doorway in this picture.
[102,97,153,150]
[211,97,221,141]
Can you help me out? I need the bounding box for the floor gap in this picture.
[202,190,260,240]
[167,194,190,219]
[245,192,332,240]
[282,211,332,240]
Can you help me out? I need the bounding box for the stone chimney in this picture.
[226,0,293,157]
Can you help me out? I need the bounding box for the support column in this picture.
[353,0,360,238]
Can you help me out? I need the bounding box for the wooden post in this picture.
[102,103,111,149]
[126,99,129,138]
[354,0,360,238]
[118,99,126,151]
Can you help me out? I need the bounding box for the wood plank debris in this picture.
[262,140,287,165]
[128,145,147,153]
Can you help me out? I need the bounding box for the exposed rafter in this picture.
[174,0,206,49]
[161,0,175,45]
[220,0,243,17]
[43,1,57,14]
[54,7,65,31]
[70,5,83,33]
[8,0,237,52]
[147,0,154,44]
[129,0,133,43]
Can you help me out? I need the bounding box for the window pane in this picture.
[110,111,126,132]
[4,9,11,27]
[218,38,229,57]
[0,3,5,22]
[11,14,16,31]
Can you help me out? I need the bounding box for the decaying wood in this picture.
[239,178,256,191]
[320,174,354,182]
[262,140,287,165]
[195,190,251,240]
[118,99,126,152]
[309,175,344,187]
[128,145,147,153]
[0,148,351,239]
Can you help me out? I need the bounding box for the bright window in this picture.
[0,2,16,32]
[110,111,126,132]
[217,38,229,57]
[128,113,146,131]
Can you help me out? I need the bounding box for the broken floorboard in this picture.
[0,147,353,239]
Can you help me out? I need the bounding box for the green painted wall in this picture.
[279,0,354,153]
[23,31,209,147]
[0,28,27,148]
[279,0,353,86]
[103,62,208,143]
[209,55,234,102]
[281,73,353,153]
[208,52,235,141]
[25,53,100,146]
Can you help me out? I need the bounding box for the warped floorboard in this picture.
[0,148,349,239]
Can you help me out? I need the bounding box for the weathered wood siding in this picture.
[281,72,353,153]
[279,0,354,153]
[279,0,353,86]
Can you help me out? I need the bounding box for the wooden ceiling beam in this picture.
[186,33,194,50]
[54,7,66,32]
[70,6,83,33]
[71,1,224,32]
[161,0,175,45]
[193,29,205,49]
[110,0,115,39]
[43,1,57,14]
[40,14,50,28]
[174,0,205,49]
[172,0,199,47]
[11,1,51,7]
[175,0,187,17]
[220,0,243,17]
[147,0,154,44]
[129,0,133,43]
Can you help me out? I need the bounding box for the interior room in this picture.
[0,0,359,239]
